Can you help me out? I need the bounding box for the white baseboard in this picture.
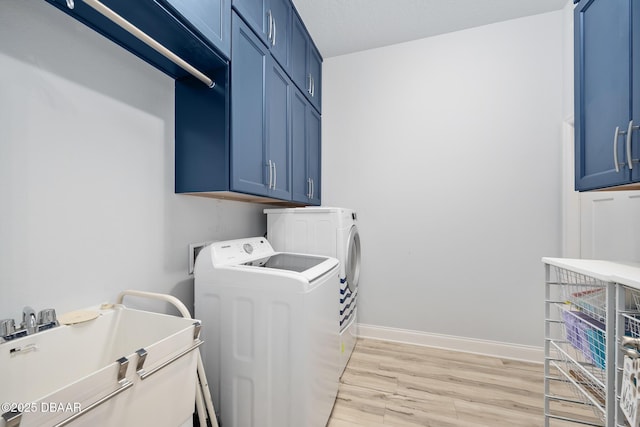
[357,323,544,364]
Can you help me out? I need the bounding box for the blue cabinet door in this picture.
[307,106,321,205]
[290,11,322,113]
[291,89,321,205]
[307,44,322,113]
[290,12,309,97]
[575,0,631,190]
[162,0,231,59]
[266,59,292,199]
[633,2,640,183]
[268,0,291,71]
[231,13,270,197]
[232,0,268,44]
[291,89,308,203]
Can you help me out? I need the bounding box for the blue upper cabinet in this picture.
[633,2,640,183]
[306,105,321,205]
[291,90,308,203]
[231,13,270,197]
[290,12,310,95]
[291,11,322,113]
[268,0,291,71]
[232,0,269,43]
[161,0,231,59]
[291,89,321,205]
[232,0,291,72]
[266,59,293,200]
[574,0,640,190]
[307,44,322,113]
[231,13,291,199]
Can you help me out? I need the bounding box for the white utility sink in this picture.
[0,305,201,427]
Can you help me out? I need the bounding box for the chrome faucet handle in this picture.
[37,309,59,331]
[38,308,58,326]
[0,319,15,337]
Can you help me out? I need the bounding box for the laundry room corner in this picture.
[320,10,565,356]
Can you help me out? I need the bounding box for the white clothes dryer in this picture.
[264,207,361,374]
[194,237,340,427]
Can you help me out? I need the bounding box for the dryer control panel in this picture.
[210,237,274,267]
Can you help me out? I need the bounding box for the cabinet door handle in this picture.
[311,77,315,97]
[308,74,313,95]
[273,162,277,189]
[268,160,273,189]
[627,120,639,170]
[311,178,314,199]
[267,10,273,42]
[614,126,627,173]
[272,18,277,47]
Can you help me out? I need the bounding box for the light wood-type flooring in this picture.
[327,338,601,427]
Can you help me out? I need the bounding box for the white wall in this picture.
[322,12,564,347]
[0,1,266,323]
[562,0,575,120]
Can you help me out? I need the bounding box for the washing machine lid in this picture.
[243,253,337,282]
[245,253,326,272]
[209,237,338,282]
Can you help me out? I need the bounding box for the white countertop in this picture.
[542,257,640,289]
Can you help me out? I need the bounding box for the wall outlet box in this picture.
[189,241,213,275]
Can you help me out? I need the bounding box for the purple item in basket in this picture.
[562,311,589,357]
[562,310,606,365]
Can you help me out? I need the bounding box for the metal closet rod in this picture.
[67,0,216,88]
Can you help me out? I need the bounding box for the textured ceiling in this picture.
[291,0,568,58]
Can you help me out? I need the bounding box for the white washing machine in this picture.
[264,207,361,374]
[193,237,340,427]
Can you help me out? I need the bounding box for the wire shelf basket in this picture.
[554,267,607,322]
[562,309,606,370]
[630,289,640,314]
[620,311,640,427]
[549,338,606,423]
[546,266,611,425]
[624,312,640,341]
[545,305,607,423]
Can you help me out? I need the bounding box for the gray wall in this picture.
[0,1,267,322]
[322,11,565,346]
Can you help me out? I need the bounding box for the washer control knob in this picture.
[243,243,254,254]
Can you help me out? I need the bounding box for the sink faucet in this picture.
[0,307,59,343]
[22,306,37,335]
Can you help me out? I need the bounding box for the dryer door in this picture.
[346,225,361,292]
